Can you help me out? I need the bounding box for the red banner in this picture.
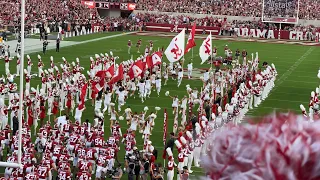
[145,23,320,41]
[145,23,221,35]
[81,1,95,8]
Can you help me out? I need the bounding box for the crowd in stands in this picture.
[135,0,320,20]
[0,0,319,35]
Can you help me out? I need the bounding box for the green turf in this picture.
[1,32,319,179]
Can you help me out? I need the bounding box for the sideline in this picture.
[7,32,136,57]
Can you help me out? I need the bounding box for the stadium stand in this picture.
[135,0,320,20]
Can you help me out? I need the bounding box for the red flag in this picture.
[78,83,88,110]
[92,70,106,93]
[151,51,162,66]
[162,109,168,159]
[106,65,115,78]
[128,60,144,79]
[146,55,153,69]
[108,64,124,85]
[185,22,196,54]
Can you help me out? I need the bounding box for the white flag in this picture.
[199,32,212,64]
[165,28,185,63]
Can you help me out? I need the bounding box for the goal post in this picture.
[0,0,26,169]
[262,0,300,24]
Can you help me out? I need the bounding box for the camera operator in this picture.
[140,154,150,180]
[111,163,123,180]
[125,146,141,180]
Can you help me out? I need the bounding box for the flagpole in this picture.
[191,47,193,61]
[210,31,213,71]
[17,0,25,167]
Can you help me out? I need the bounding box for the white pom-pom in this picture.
[31,87,36,92]
[54,66,59,71]
[98,113,104,118]
[125,108,131,113]
[186,84,190,89]
[71,62,76,66]
[50,56,53,61]
[95,54,100,58]
[60,64,64,69]
[27,55,30,59]
[17,54,20,58]
[155,107,161,111]
[311,91,315,97]
[110,103,115,107]
[119,116,124,121]
[144,106,149,112]
[62,57,66,61]
[110,51,113,56]
[165,91,170,96]
[90,57,94,61]
[76,58,79,63]
[37,55,41,59]
[105,53,109,57]
[300,104,306,111]
[24,69,28,74]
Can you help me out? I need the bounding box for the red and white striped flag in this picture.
[162,109,168,159]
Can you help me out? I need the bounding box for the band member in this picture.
[128,40,131,54]
[136,38,142,53]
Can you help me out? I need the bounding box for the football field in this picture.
[1,31,320,178]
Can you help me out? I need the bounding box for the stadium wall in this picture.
[134,10,320,26]
[144,23,320,41]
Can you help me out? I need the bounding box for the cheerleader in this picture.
[163,64,169,86]
[103,88,112,114]
[138,111,146,134]
[171,64,177,80]
[39,102,46,127]
[109,103,118,127]
[155,77,161,97]
[138,79,145,103]
[177,68,183,87]
[130,113,139,134]
[116,87,126,112]
[150,72,156,91]
[144,77,151,98]
[124,107,132,125]
[129,79,136,98]
[169,95,179,115]
[146,111,157,135]
[95,96,103,113]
